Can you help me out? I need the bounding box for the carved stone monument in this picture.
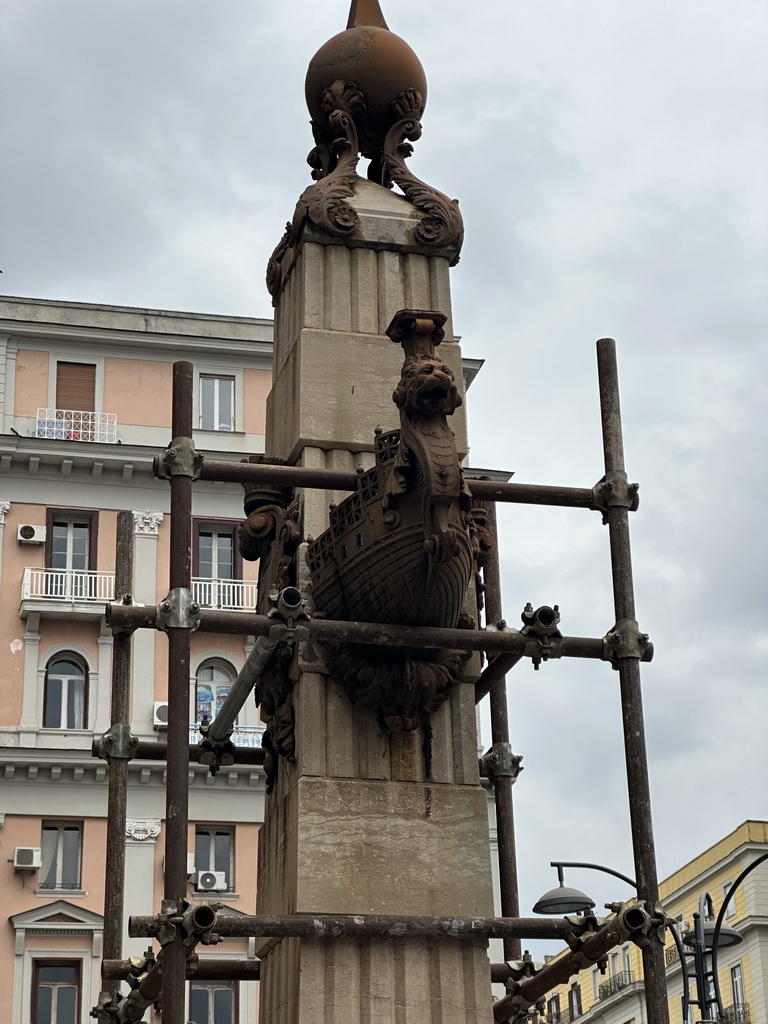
[249,2,495,1018]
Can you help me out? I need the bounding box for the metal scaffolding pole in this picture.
[162,361,196,1024]
[597,338,669,1024]
[100,510,135,999]
[482,502,521,962]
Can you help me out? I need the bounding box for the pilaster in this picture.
[131,511,163,737]
[123,818,161,959]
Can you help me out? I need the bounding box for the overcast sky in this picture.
[2,0,767,950]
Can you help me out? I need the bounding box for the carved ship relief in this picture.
[307,310,479,733]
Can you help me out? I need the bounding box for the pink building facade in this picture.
[0,296,272,1024]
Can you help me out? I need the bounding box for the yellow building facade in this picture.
[541,822,768,1024]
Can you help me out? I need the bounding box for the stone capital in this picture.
[125,818,161,842]
[132,510,164,536]
[0,500,11,524]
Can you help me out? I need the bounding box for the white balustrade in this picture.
[36,408,118,443]
[22,567,115,602]
[192,578,258,611]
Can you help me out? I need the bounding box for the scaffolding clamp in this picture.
[96,723,139,761]
[157,898,222,949]
[592,470,640,520]
[156,588,201,632]
[520,603,563,670]
[602,618,653,666]
[153,435,203,480]
[481,743,523,783]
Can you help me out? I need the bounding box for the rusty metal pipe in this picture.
[126,740,267,765]
[162,361,195,1024]
[597,338,669,1024]
[482,502,521,962]
[205,587,303,745]
[130,911,576,942]
[107,605,650,665]
[103,958,263,982]
[474,652,525,703]
[101,510,135,998]
[199,459,596,509]
[493,903,654,1022]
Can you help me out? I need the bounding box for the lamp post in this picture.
[533,861,758,1024]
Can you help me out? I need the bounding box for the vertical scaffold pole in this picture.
[483,502,522,962]
[162,361,195,1024]
[101,510,135,999]
[596,338,669,1024]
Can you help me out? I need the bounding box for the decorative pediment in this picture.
[11,899,104,933]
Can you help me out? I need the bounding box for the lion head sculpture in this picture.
[392,355,462,418]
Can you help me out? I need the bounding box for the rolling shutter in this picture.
[55,362,96,411]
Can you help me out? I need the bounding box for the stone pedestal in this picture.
[257,177,494,1022]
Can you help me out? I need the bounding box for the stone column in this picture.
[257,180,495,1022]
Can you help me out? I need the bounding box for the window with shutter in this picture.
[55,363,96,412]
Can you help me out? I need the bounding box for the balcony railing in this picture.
[22,567,115,603]
[722,1004,750,1024]
[192,578,258,611]
[189,724,264,748]
[36,408,118,444]
[599,971,635,1001]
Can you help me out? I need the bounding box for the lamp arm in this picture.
[551,861,637,889]
[711,851,768,1017]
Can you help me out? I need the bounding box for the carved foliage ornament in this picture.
[133,510,164,535]
[266,84,464,299]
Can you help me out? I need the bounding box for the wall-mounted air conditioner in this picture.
[17,525,46,544]
[153,702,169,729]
[197,870,227,892]
[14,847,42,870]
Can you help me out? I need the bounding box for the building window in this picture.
[189,981,237,1023]
[194,826,234,892]
[199,375,235,431]
[195,661,235,725]
[45,509,98,590]
[731,964,745,1006]
[194,522,239,581]
[591,967,600,1002]
[33,961,80,1024]
[547,995,561,1023]
[623,945,632,976]
[723,881,736,919]
[568,982,582,1019]
[44,656,87,729]
[40,823,82,891]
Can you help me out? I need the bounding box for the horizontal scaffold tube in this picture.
[129,912,576,942]
[199,459,596,508]
[107,605,652,664]
[102,958,518,984]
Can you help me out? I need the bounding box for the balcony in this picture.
[192,578,258,611]
[189,724,264,748]
[722,1004,750,1024]
[21,567,115,619]
[599,971,635,1001]
[36,408,118,444]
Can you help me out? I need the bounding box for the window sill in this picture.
[193,891,239,901]
[35,888,87,899]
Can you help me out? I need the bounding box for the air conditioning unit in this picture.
[14,847,42,870]
[153,702,169,729]
[17,525,46,544]
[197,870,227,892]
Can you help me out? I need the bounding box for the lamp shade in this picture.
[533,884,596,915]
[682,921,744,950]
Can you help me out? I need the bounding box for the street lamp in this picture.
[532,861,754,1024]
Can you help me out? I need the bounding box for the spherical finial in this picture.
[305,0,427,158]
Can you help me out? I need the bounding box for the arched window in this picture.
[195,660,235,724]
[43,656,87,729]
